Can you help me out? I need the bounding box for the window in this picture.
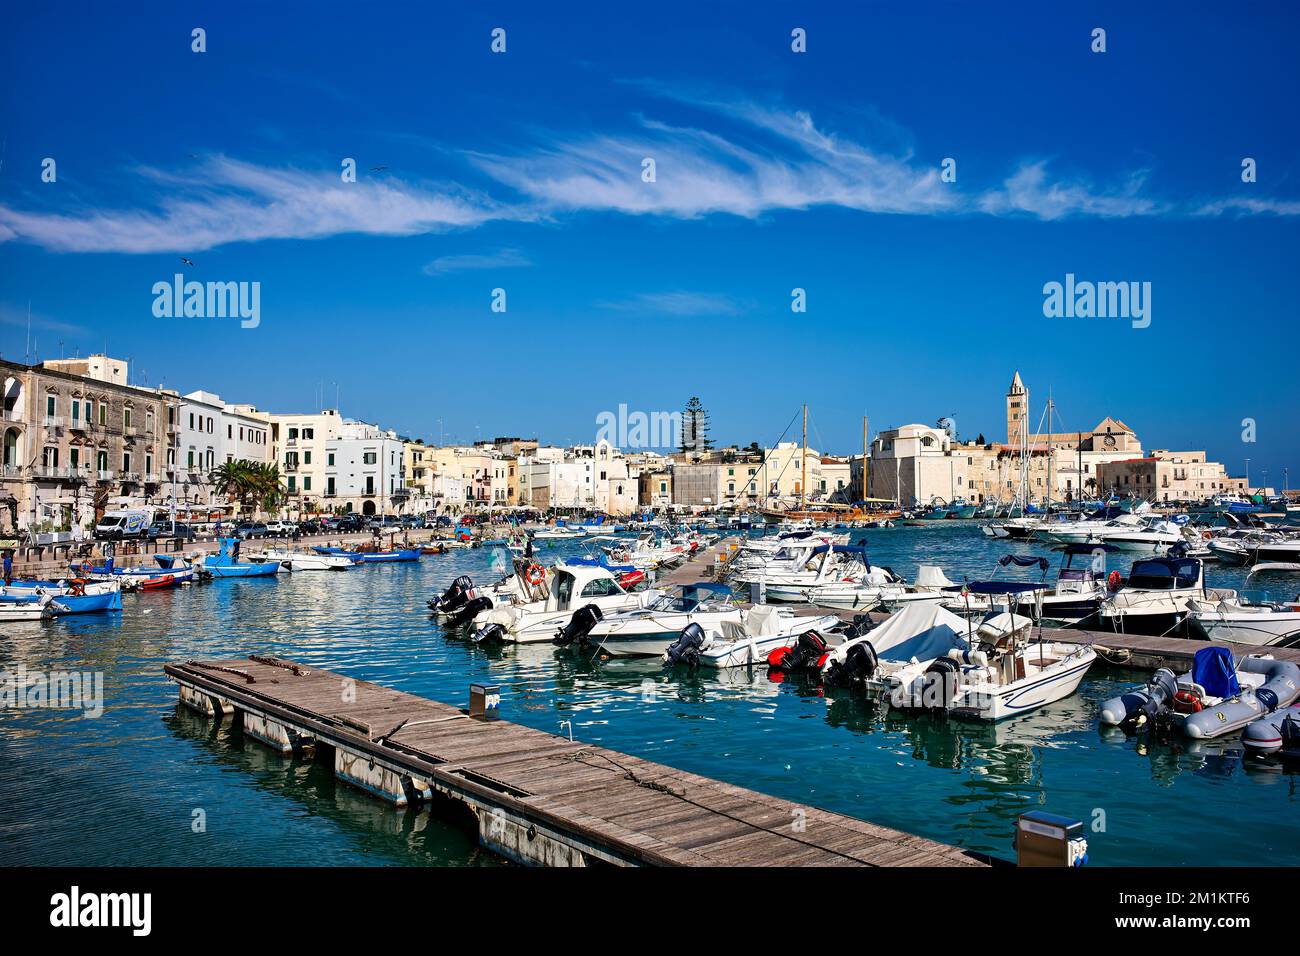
[96,450,108,472]
[288,427,299,440]
[71,402,80,423]
[326,477,336,496]
[46,395,56,418]
[189,413,194,429]
[303,477,311,491]
[123,451,131,472]
[328,453,335,466]
[304,451,311,465]
[363,452,377,465]
[124,408,132,430]
[187,449,195,468]
[365,477,375,495]
[303,428,314,440]
[581,579,622,597]
[288,476,296,492]
[98,403,106,426]
[228,424,233,439]
[70,448,79,470]
[43,446,59,467]
[145,453,152,474]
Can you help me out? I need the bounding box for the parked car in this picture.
[366,515,402,531]
[265,520,295,537]
[335,515,366,533]
[400,515,425,529]
[296,520,322,536]
[233,522,268,539]
[146,521,197,541]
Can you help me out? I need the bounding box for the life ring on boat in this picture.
[524,563,546,586]
[69,578,87,596]
[1107,570,1123,592]
[1174,690,1203,713]
[1202,530,1213,540]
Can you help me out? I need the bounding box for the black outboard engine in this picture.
[553,604,604,647]
[767,630,830,673]
[664,622,707,668]
[1124,667,1179,733]
[429,575,474,613]
[920,657,961,710]
[472,622,508,644]
[445,595,493,628]
[824,640,879,688]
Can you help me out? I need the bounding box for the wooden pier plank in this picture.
[165,656,988,868]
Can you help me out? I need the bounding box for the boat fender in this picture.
[446,596,494,628]
[921,658,961,710]
[553,604,604,647]
[1107,571,1123,592]
[664,622,707,668]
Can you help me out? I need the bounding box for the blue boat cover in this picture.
[999,554,1049,570]
[1192,647,1241,699]
[963,581,1043,594]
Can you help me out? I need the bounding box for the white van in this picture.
[94,509,156,541]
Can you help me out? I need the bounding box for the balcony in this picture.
[69,418,88,431]
[1,409,22,424]
[96,469,116,482]
[34,465,72,480]
[144,473,161,484]
[167,423,181,435]
[122,471,142,483]
[0,464,21,479]
[44,416,64,429]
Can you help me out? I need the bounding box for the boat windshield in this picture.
[1128,558,1199,590]
[649,593,701,613]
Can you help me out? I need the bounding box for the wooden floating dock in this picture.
[165,656,991,868]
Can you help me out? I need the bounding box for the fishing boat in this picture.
[1099,647,1300,739]
[69,556,196,590]
[198,538,281,578]
[821,602,1096,721]
[1,578,123,614]
[661,607,845,668]
[469,563,660,644]
[581,583,741,657]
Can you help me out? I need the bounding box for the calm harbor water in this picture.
[2,523,1298,867]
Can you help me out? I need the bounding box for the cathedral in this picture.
[1005,371,1142,454]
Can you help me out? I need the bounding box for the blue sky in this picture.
[1,2,1297,487]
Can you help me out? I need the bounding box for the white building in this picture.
[324,419,407,516]
[270,409,342,513]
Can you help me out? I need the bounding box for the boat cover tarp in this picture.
[963,581,1043,595]
[1192,646,1241,699]
[914,565,956,588]
[743,605,782,637]
[866,602,971,662]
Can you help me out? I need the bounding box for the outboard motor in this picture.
[472,622,508,644]
[445,595,493,628]
[1099,667,1179,732]
[824,640,879,688]
[767,630,830,673]
[554,604,604,647]
[430,575,474,613]
[921,657,961,710]
[664,622,707,668]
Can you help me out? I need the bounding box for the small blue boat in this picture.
[354,548,421,563]
[201,538,282,578]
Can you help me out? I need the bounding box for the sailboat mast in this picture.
[862,415,868,503]
[801,403,808,511]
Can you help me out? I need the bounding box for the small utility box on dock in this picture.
[469,683,500,720]
[1016,811,1088,867]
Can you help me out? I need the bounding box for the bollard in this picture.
[1015,811,1088,867]
[751,579,766,605]
[469,683,500,720]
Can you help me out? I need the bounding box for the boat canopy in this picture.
[680,582,733,600]
[1062,543,1120,555]
[1128,557,1201,589]
[808,544,870,564]
[963,581,1044,595]
[998,554,1049,570]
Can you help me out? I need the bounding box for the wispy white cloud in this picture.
[597,291,744,316]
[473,101,956,219]
[422,247,532,275]
[0,156,515,254]
[977,161,1165,220]
[1192,197,1300,217]
[0,302,90,337]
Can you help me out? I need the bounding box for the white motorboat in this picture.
[1187,596,1300,647]
[470,563,660,644]
[1078,554,1236,637]
[1043,514,1186,553]
[731,544,873,602]
[799,563,906,610]
[256,547,355,570]
[876,565,961,611]
[822,603,1095,721]
[1010,544,1112,625]
[662,606,844,668]
[583,583,741,657]
[0,592,63,622]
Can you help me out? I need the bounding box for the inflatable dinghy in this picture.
[1098,647,1300,739]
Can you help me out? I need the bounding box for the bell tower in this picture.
[1006,371,1029,446]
